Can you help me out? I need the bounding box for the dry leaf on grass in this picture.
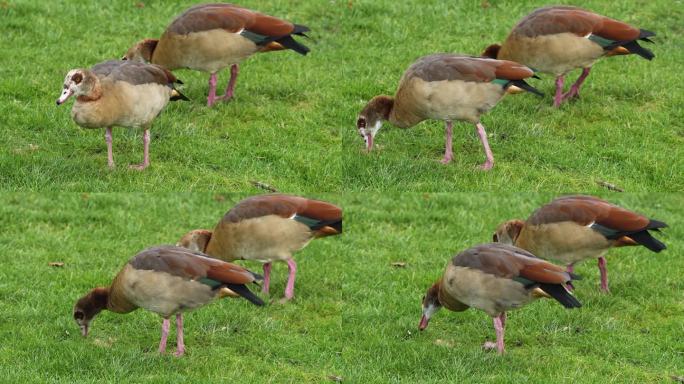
[328,375,343,382]
[391,262,407,268]
[48,262,65,267]
[434,339,454,347]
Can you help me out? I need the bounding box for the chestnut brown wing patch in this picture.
[91,60,178,87]
[514,6,641,42]
[130,245,259,284]
[167,3,294,37]
[527,195,650,232]
[408,54,497,83]
[491,59,535,80]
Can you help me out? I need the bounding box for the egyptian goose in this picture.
[419,243,581,354]
[177,194,342,302]
[56,59,187,170]
[482,6,655,107]
[73,245,264,357]
[356,54,542,170]
[493,195,667,292]
[124,3,310,107]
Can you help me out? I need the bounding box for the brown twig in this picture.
[596,180,624,192]
[250,180,278,193]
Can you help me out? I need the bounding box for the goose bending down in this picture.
[482,6,655,107]
[493,195,667,292]
[177,194,342,302]
[73,245,264,357]
[419,243,581,354]
[56,59,187,170]
[356,54,542,170]
[124,3,310,107]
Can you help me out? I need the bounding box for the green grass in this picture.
[1,0,683,191]
[1,193,682,382]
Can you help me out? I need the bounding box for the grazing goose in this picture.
[177,194,342,302]
[73,245,264,356]
[493,195,667,292]
[56,59,187,170]
[124,3,310,107]
[419,243,581,354]
[482,6,655,107]
[356,54,542,170]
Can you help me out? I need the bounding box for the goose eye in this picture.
[74,311,85,320]
[493,234,499,242]
[71,73,83,84]
[357,118,366,129]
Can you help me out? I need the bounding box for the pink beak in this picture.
[56,89,73,105]
[365,133,374,152]
[419,315,429,331]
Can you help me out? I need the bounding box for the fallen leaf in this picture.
[94,337,116,347]
[671,376,684,383]
[434,339,454,347]
[135,2,145,7]
[213,194,226,202]
[328,375,343,382]
[391,262,407,268]
[481,0,491,8]
[48,262,65,267]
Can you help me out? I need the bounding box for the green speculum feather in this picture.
[588,34,616,48]
[491,78,509,86]
[293,215,321,229]
[198,277,222,289]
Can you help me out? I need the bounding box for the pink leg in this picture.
[494,313,506,354]
[566,264,575,291]
[598,257,609,293]
[174,313,185,357]
[563,67,591,100]
[553,75,565,107]
[283,258,297,300]
[482,313,506,354]
[129,128,150,170]
[440,120,454,164]
[207,73,218,107]
[105,127,114,169]
[218,64,239,101]
[158,318,170,353]
[262,262,272,295]
[475,122,494,170]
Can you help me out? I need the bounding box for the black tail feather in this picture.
[639,29,656,39]
[646,219,668,230]
[622,40,654,60]
[224,283,265,306]
[508,79,544,97]
[539,283,582,308]
[292,24,310,35]
[627,230,666,253]
[276,34,310,55]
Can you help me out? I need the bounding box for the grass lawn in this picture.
[1,192,682,382]
[1,0,683,191]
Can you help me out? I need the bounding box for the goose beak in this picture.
[365,133,374,151]
[419,314,429,331]
[56,89,73,105]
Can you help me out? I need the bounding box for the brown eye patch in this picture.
[71,73,83,84]
[357,117,366,129]
[74,311,84,320]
